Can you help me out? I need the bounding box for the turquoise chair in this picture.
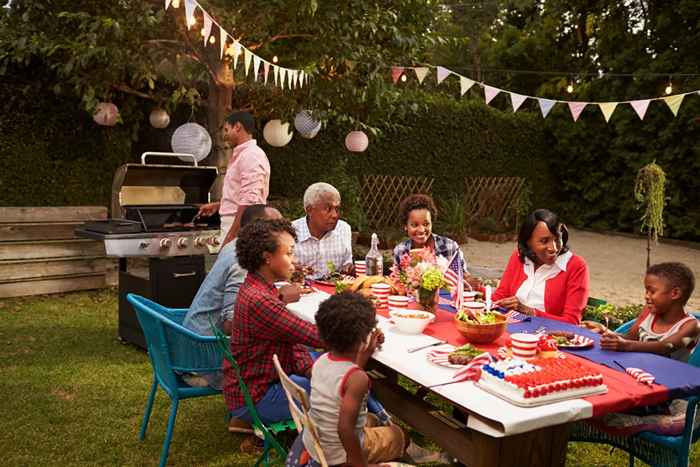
[127,294,224,467]
[570,312,700,467]
[587,297,608,308]
[212,326,296,466]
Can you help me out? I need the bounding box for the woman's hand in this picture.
[600,332,630,351]
[495,296,520,310]
[356,328,383,368]
[581,320,607,334]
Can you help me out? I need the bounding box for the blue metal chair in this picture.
[570,312,700,467]
[127,293,224,467]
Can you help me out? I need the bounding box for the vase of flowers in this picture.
[389,248,449,311]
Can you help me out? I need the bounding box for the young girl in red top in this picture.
[493,209,589,324]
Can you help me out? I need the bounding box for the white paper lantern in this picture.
[149,108,170,129]
[93,102,119,126]
[171,123,212,162]
[263,120,293,147]
[345,130,369,152]
[294,110,321,139]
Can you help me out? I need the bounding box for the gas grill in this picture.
[76,153,220,348]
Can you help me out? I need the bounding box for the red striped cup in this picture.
[370,283,391,308]
[387,295,409,308]
[354,260,366,276]
[510,333,540,359]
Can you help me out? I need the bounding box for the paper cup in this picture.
[370,283,391,308]
[510,333,540,359]
[354,260,366,276]
[462,301,485,312]
[462,291,478,301]
[387,295,409,308]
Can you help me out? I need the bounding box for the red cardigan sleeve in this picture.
[537,255,589,324]
[492,250,522,301]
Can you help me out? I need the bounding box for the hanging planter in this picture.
[294,110,321,139]
[149,108,170,129]
[345,130,368,152]
[93,102,119,126]
[263,120,293,147]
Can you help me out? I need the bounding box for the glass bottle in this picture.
[365,233,383,276]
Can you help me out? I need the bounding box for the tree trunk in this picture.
[205,61,235,200]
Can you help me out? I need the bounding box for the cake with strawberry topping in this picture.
[477,356,607,407]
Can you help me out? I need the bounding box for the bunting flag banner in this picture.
[263,61,270,84]
[219,28,226,59]
[391,67,405,84]
[243,49,252,76]
[630,99,650,120]
[165,0,172,10]
[460,77,475,96]
[232,41,240,70]
[436,66,450,85]
[253,56,261,81]
[280,67,287,89]
[273,65,279,86]
[598,102,618,122]
[184,0,197,29]
[202,13,213,47]
[538,98,556,118]
[299,71,305,88]
[664,94,685,116]
[510,93,527,112]
[484,85,501,105]
[414,67,429,84]
[568,102,587,122]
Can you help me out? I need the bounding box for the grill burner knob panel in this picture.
[194,237,206,247]
[208,236,220,246]
[160,238,172,249]
[177,237,189,248]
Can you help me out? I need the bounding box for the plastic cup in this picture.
[354,260,366,276]
[510,333,540,359]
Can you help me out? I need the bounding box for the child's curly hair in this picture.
[398,193,437,227]
[236,218,297,272]
[647,262,695,305]
[315,292,377,354]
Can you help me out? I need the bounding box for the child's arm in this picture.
[600,319,700,356]
[338,370,370,467]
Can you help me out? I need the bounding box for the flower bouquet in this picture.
[389,248,450,311]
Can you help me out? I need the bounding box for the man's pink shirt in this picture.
[220,139,270,217]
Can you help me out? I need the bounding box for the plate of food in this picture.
[427,343,484,368]
[547,331,594,349]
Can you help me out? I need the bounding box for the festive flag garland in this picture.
[166,0,310,90]
[391,65,699,122]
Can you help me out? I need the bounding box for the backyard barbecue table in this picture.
[287,285,700,467]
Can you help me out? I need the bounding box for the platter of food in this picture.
[427,344,483,369]
[546,331,594,349]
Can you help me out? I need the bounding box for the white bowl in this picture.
[389,308,435,334]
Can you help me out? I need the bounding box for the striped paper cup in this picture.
[371,283,392,308]
[354,260,366,276]
[510,333,540,359]
[387,295,409,308]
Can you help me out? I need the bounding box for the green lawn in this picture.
[0,289,697,466]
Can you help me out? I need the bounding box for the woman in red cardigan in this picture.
[493,209,589,324]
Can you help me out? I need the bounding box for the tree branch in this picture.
[112,83,156,101]
[248,33,314,51]
[178,26,223,86]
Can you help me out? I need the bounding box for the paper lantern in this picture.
[294,110,321,139]
[93,102,119,126]
[149,108,170,129]
[263,120,293,147]
[171,123,212,162]
[345,130,368,152]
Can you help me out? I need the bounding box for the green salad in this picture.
[456,310,499,324]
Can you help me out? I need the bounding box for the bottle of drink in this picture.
[365,233,383,276]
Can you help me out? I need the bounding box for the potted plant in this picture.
[389,248,449,311]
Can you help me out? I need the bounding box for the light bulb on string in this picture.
[187,16,197,28]
[200,28,207,37]
[209,36,216,44]
[172,0,180,8]
[272,55,279,64]
[401,74,407,83]
[566,81,574,94]
[665,78,673,95]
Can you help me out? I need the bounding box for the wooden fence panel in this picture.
[360,175,434,230]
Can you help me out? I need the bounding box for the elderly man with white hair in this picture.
[292,182,353,279]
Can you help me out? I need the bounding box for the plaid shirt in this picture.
[392,234,468,273]
[222,273,323,410]
[291,217,353,279]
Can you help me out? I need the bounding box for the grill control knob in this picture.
[177,237,189,248]
[194,237,206,247]
[208,236,221,246]
[159,238,172,249]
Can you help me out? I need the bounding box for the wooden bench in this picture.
[0,207,116,298]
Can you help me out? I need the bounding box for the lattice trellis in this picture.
[360,175,434,229]
[463,176,526,226]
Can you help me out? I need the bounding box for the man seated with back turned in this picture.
[291,182,353,280]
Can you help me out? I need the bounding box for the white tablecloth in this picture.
[287,292,593,437]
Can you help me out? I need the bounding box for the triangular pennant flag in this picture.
[568,102,587,121]
[663,94,685,116]
[232,41,240,70]
[391,66,404,84]
[460,77,475,96]
[263,61,270,84]
[299,71,304,88]
[184,0,197,29]
[280,68,287,88]
[253,56,261,81]
[630,99,650,120]
[287,69,294,90]
[414,67,429,84]
[202,14,213,47]
[537,98,556,118]
[219,28,226,59]
[243,49,252,77]
[165,0,172,9]
[598,102,618,122]
[293,70,299,89]
[436,66,451,85]
[273,65,279,86]
[510,93,527,112]
[484,85,501,105]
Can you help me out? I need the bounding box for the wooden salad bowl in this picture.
[454,312,507,344]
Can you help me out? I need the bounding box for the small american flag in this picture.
[503,309,528,323]
[626,367,655,386]
[445,251,463,311]
[451,352,493,382]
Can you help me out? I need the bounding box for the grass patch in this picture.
[1,289,697,466]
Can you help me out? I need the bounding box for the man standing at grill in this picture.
[198,111,270,247]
